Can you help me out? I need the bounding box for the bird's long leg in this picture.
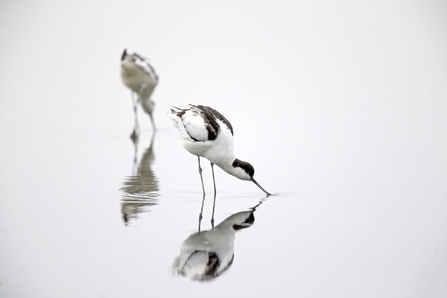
[148,130,155,149]
[198,156,206,195]
[211,189,217,228]
[210,162,217,198]
[131,91,140,140]
[132,84,147,138]
[198,193,205,232]
[210,162,217,228]
[149,108,156,134]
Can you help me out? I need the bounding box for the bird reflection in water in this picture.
[172,200,263,281]
[120,134,158,225]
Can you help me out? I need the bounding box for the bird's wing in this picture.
[180,108,213,141]
[134,55,159,83]
[196,105,233,136]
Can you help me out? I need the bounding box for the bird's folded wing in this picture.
[135,59,158,82]
[181,110,210,141]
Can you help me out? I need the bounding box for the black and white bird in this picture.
[173,209,256,281]
[120,49,159,138]
[168,104,271,196]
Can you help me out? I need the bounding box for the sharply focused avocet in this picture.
[168,104,271,196]
[120,49,159,138]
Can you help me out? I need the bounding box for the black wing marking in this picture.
[195,105,234,137]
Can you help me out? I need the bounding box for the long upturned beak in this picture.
[252,178,271,196]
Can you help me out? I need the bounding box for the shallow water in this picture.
[1,122,446,297]
[1,1,447,297]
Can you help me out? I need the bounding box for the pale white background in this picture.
[1,1,446,297]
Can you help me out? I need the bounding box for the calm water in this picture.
[1,121,446,297]
[1,1,447,297]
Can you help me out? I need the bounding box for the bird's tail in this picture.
[167,106,189,139]
[169,105,182,114]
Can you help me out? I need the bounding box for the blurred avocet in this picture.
[168,104,271,196]
[120,49,159,138]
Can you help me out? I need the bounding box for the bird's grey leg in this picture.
[198,156,206,195]
[211,190,216,228]
[148,131,155,149]
[133,84,147,138]
[149,108,156,133]
[131,91,140,140]
[198,193,205,232]
[210,162,216,228]
[211,162,217,198]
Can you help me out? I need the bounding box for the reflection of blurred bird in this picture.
[169,104,271,196]
[120,49,159,139]
[121,136,158,225]
[173,210,255,281]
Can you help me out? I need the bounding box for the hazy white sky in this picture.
[2,0,446,185]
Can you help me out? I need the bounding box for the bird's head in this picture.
[232,159,271,196]
[121,49,128,61]
[232,159,255,181]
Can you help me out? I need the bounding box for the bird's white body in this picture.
[169,105,271,195]
[183,122,237,176]
[120,49,158,133]
[169,105,249,181]
[173,210,255,280]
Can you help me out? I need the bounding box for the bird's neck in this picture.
[218,161,237,175]
[210,153,235,170]
[215,157,251,181]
